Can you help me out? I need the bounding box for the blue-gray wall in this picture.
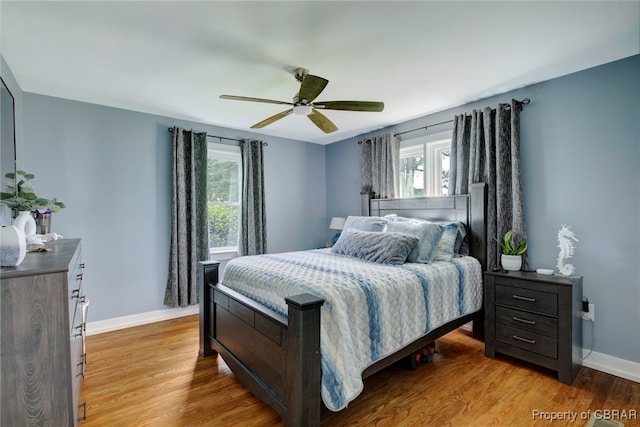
[19,94,326,322]
[326,55,640,364]
[5,54,638,364]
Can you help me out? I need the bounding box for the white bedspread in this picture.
[221,249,482,411]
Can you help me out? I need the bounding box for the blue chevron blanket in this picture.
[221,249,482,411]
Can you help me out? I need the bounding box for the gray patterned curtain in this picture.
[240,139,266,256]
[360,132,400,198]
[164,128,209,307]
[449,99,527,269]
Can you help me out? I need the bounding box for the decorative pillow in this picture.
[386,221,445,263]
[331,229,418,265]
[383,213,398,222]
[389,215,413,223]
[342,215,387,232]
[454,221,469,255]
[432,222,461,262]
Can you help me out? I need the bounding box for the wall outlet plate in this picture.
[582,303,595,321]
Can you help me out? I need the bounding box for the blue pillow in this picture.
[331,229,418,265]
[342,215,387,232]
[386,221,445,263]
[454,221,469,255]
[433,222,460,262]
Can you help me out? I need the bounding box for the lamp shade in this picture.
[329,217,346,230]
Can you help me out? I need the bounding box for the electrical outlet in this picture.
[582,303,595,321]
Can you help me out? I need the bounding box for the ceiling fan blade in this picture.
[250,109,293,129]
[307,109,338,133]
[313,101,384,112]
[220,95,293,106]
[298,75,329,103]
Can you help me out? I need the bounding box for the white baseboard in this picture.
[582,350,640,383]
[86,305,199,336]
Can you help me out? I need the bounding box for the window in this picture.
[399,133,451,197]
[207,143,241,255]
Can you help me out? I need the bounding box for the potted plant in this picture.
[495,229,527,270]
[1,170,65,235]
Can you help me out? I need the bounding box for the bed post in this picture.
[285,294,324,427]
[469,183,487,272]
[470,183,487,340]
[361,191,374,216]
[199,260,220,357]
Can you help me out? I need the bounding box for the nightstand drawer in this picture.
[495,284,557,316]
[495,325,558,359]
[496,306,558,339]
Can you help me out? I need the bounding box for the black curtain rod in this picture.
[394,97,531,138]
[167,127,268,146]
[394,119,454,137]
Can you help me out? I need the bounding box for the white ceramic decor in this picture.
[1,225,26,266]
[13,210,36,236]
[557,224,578,276]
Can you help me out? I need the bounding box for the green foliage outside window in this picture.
[441,150,450,194]
[400,155,424,198]
[207,157,240,249]
[208,204,239,248]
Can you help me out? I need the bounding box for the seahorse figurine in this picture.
[557,224,579,276]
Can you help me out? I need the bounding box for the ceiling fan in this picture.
[220,68,384,134]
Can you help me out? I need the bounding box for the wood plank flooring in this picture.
[81,315,639,427]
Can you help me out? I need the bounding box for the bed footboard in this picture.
[199,261,324,427]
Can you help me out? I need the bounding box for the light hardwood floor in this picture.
[81,315,639,427]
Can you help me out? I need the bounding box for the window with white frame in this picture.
[207,143,241,254]
[399,133,451,197]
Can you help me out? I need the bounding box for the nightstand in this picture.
[484,270,583,385]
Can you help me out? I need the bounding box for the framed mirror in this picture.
[1,75,17,223]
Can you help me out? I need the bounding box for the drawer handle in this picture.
[74,323,86,338]
[76,273,83,281]
[76,360,85,378]
[78,401,87,421]
[513,316,536,325]
[512,335,536,344]
[512,294,536,302]
[71,289,80,299]
[76,353,87,378]
[80,263,85,269]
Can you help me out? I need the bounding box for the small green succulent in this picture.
[494,229,527,255]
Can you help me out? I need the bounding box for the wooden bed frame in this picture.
[199,183,487,426]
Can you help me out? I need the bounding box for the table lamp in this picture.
[329,217,346,245]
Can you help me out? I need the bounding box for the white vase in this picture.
[13,210,36,236]
[501,254,523,271]
[0,225,27,266]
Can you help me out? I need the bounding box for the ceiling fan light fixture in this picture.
[293,104,312,116]
[220,68,383,133]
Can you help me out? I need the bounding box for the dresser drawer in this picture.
[495,284,557,316]
[496,306,558,339]
[495,325,558,359]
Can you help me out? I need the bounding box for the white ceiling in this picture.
[2,1,639,145]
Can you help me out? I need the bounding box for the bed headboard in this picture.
[362,183,487,271]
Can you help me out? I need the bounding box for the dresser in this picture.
[1,238,88,426]
[484,270,582,385]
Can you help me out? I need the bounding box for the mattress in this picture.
[221,248,482,411]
